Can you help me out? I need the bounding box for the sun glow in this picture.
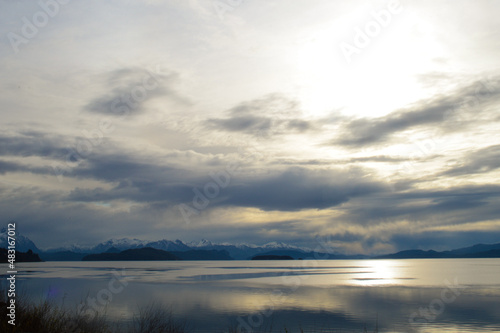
[292,10,447,119]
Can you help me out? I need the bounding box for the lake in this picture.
[2,259,500,332]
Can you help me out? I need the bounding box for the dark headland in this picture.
[251,255,294,260]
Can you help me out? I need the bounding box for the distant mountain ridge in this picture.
[375,243,500,259]
[3,229,500,261]
[42,237,314,260]
[252,255,294,260]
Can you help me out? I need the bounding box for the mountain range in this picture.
[1,230,500,260]
[40,237,337,260]
[375,244,500,259]
[0,231,340,260]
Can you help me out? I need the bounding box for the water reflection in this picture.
[1,259,499,332]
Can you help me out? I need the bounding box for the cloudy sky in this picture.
[1,0,500,254]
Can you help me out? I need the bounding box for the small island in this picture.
[0,248,42,263]
[251,255,294,260]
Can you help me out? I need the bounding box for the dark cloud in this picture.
[208,94,315,137]
[0,160,24,174]
[0,130,202,204]
[209,115,272,133]
[74,154,188,183]
[9,139,385,212]
[65,158,387,212]
[343,184,500,226]
[85,67,187,116]
[0,131,90,177]
[228,93,300,117]
[287,119,311,132]
[220,167,387,211]
[67,182,194,207]
[442,144,500,176]
[331,76,500,147]
[0,131,69,159]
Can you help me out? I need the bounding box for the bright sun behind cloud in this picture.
[292,6,451,119]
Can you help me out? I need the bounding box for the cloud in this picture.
[0,128,216,193]
[0,160,23,174]
[210,115,272,133]
[85,67,188,116]
[66,159,387,212]
[348,155,409,163]
[0,131,87,176]
[0,131,69,159]
[10,138,386,212]
[219,167,387,211]
[442,144,500,176]
[415,71,458,89]
[271,155,410,167]
[5,127,498,227]
[1,120,499,253]
[208,94,314,137]
[331,76,500,147]
[342,184,500,227]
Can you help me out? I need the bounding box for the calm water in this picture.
[2,259,500,332]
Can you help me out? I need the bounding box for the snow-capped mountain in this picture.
[91,238,146,253]
[0,227,41,253]
[86,238,192,253]
[188,239,214,248]
[45,238,148,253]
[0,230,319,260]
[145,239,191,252]
[43,237,312,259]
[262,241,302,250]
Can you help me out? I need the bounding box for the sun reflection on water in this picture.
[352,260,401,286]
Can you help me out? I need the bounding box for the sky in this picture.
[1,0,500,254]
